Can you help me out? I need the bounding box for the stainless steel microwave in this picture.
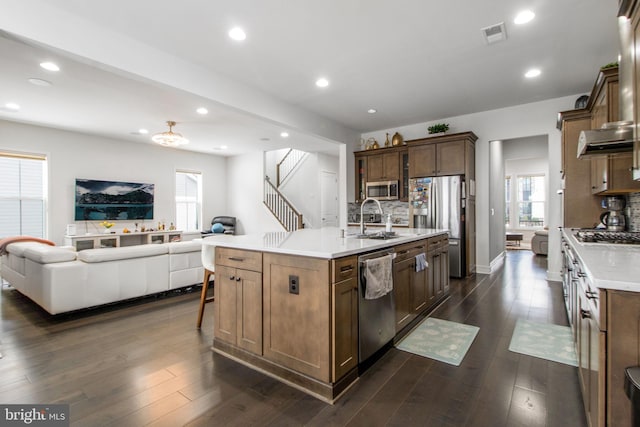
[365,180,399,200]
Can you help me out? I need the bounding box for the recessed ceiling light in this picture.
[228,27,246,41]
[525,68,541,78]
[138,128,149,134]
[514,10,535,25]
[28,78,52,87]
[367,108,377,114]
[315,78,329,88]
[39,62,60,72]
[280,132,289,138]
[5,102,20,111]
[196,107,208,115]
[220,145,228,150]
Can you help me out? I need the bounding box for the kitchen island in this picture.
[561,229,640,426]
[202,227,449,402]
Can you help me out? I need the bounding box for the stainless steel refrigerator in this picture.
[409,175,465,278]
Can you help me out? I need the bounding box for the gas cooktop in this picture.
[574,230,640,245]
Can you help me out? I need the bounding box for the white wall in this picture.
[489,140,505,265]
[226,151,283,235]
[0,120,226,245]
[358,94,581,280]
[280,153,339,229]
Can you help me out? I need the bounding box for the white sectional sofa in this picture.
[0,239,204,314]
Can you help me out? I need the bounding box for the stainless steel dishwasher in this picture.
[358,249,396,363]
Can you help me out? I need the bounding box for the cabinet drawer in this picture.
[394,240,427,262]
[332,256,357,282]
[216,247,262,272]
[427,235,447,251]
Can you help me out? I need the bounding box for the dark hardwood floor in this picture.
[0,250,586,426]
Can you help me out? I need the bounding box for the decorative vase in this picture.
[392,132,403,146]
[372,140,380,149]
[384,133,391,147]
[103,228,112,234]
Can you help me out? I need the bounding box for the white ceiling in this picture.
[0,0,620,156]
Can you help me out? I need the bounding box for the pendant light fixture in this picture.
[151,121,188,147]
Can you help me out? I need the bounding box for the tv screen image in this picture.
[75,179,154,221]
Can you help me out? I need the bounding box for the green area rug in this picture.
[396,318,479,366]
[509,319,577,367]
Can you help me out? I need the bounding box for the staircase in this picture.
[277,149,307,187]
[263,176,303,231]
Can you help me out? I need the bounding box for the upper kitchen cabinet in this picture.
[589,66,619,130]
[367,151,399,181]
[354,146,409,202]
[558,109,602,228]
[406,132,477,179]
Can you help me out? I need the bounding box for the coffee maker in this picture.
[600,196,626,231]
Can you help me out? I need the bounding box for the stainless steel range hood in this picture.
[577,121,634,158]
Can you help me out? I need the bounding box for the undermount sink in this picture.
[354,231,399,240]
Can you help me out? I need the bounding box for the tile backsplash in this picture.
[348,200,409,224]
[627,193,640,231]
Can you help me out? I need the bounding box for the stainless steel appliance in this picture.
[409,176,465,277]
[575,229,640,245]
[599,196,627,231]
[577,121,633,158]
[357,249,396,363]
[365,180,399,200]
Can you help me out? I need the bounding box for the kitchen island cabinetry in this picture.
[206,228,448,403]
[331,256,358,381]
[213,248,263,355]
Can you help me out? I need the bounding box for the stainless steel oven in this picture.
[365,180,399,200]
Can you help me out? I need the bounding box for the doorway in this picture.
[320,170,338,227]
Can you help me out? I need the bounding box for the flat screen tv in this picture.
[75,178,154,221]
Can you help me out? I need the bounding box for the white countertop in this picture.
[202,227,448,259]
[562,229,640,292]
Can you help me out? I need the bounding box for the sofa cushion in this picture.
[167,240,202,254]
[23,246,77,263]
[5,241,48,257]
[78,244,168,263]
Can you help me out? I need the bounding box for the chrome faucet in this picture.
[360,197,383,235]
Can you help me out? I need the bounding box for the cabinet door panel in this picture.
[436,140,465,175]
[382,152,400,181]
[214,265,238,344]
[367,154,384,181]
[238,269,263,355]
[409,145,436,178]
[411,264,427,314]
[333,277,358,381]
[393,257,413,331]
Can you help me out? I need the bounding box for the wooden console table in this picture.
[505,232,523,246]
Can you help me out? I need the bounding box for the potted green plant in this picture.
[428,123,449,135]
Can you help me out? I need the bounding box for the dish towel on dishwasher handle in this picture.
[415,252,428,272]
[364,254,394,300]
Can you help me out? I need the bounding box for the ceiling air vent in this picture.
[481,22,507,44]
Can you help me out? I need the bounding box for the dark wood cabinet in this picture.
[558,110,602,228]
[331,256,358,382]
[408,144,436,177]
[367,151,399,181]
[354,146,408,202]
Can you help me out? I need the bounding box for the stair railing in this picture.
[263,176,303,231]
[277,149,306,187]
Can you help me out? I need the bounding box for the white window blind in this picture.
[0,153,47,238]
[175,171,202,232]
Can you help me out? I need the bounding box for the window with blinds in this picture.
[0,153,47,238]
[175,171,202,232]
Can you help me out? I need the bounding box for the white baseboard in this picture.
[476,251,505,274]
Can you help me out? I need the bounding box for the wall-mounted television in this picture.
[75,178,154,221]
